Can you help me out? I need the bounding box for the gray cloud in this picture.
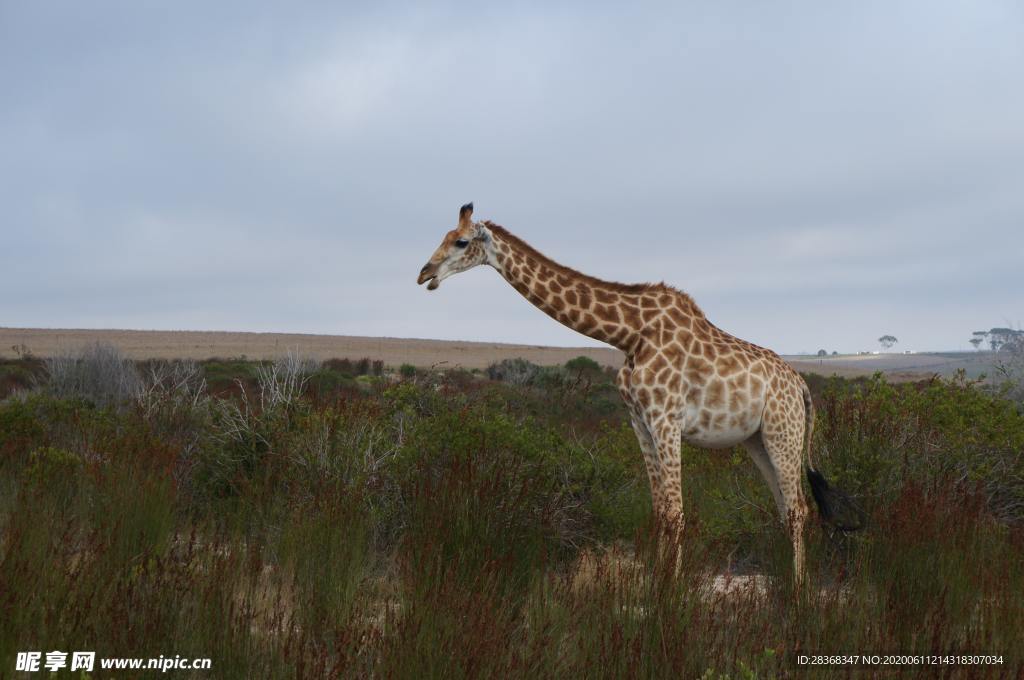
[2,2,1022,354]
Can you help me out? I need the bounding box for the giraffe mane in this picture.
[483,221,706,318]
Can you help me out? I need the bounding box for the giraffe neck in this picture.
[485,223,659,353]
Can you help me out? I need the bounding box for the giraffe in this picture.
[417,203,857,584]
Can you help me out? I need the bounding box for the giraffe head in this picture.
[417,202,492,291]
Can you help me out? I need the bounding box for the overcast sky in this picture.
[2,2,1022,354]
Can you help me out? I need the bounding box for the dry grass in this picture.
[0,327,623,370]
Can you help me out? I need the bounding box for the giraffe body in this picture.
[418,203,832,585]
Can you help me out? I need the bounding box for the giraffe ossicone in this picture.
[417,203,861,585]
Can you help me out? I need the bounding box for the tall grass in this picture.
[1,355,1022,677]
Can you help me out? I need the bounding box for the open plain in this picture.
[0,327,998,380]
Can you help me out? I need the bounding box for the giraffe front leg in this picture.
[648,416,684,533]
[618,366,667,521]
[627,413,664,516]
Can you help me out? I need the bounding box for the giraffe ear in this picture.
[458,202,474,227]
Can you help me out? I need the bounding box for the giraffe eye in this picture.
[454,239,469,248]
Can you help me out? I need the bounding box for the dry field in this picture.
[0,327,622,371]
[1,327,989,379]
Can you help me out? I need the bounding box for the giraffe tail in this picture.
[802,384,866,532]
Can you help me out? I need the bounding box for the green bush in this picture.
[565,355,603,377]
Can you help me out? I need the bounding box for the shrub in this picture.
[255,350,320,410]
[4,362,1023,675]
[565,355,603,378]
[43,342,142,408]
[486,357,541,385]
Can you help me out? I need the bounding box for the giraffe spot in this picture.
[556,274,572,287]
[565,290,578,306]
[749,376,765,399]
[716,353,742,378]
[595,289,618,304]
[667,372,681,392]
[702,342,718,360]
[676,330,694,352]
[549,280,563,294]
[550,296,566,312]
[658,293,674,306]
[634,344,656,365]
[712,413,728,429]
[699,410,712,429]
[684,356,714,383]
[579,292,593,309]
[621,304,641,328]
[579,313,598,333]
[729,390,749,411]
[705,378,726,408]
[640,295,659,309]
[641,308,660,323]
[657,323,671,346]
[594,303,620,322]
[666,305,690,326]
[648,353,668,374]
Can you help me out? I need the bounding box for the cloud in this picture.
[1,2,1022,354]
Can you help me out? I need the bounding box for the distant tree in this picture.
[970,328,1023,353]
[989,328,1024,352]
[878,335,898,351]
[816,349,828,357]
[832,351,839,356]
[565,355,602,376]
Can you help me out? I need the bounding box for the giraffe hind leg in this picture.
[758,429,810,588]
[742,433,785,519]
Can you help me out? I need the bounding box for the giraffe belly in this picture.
[679,406,760,449]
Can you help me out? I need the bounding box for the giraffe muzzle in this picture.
[417,264,440,290]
